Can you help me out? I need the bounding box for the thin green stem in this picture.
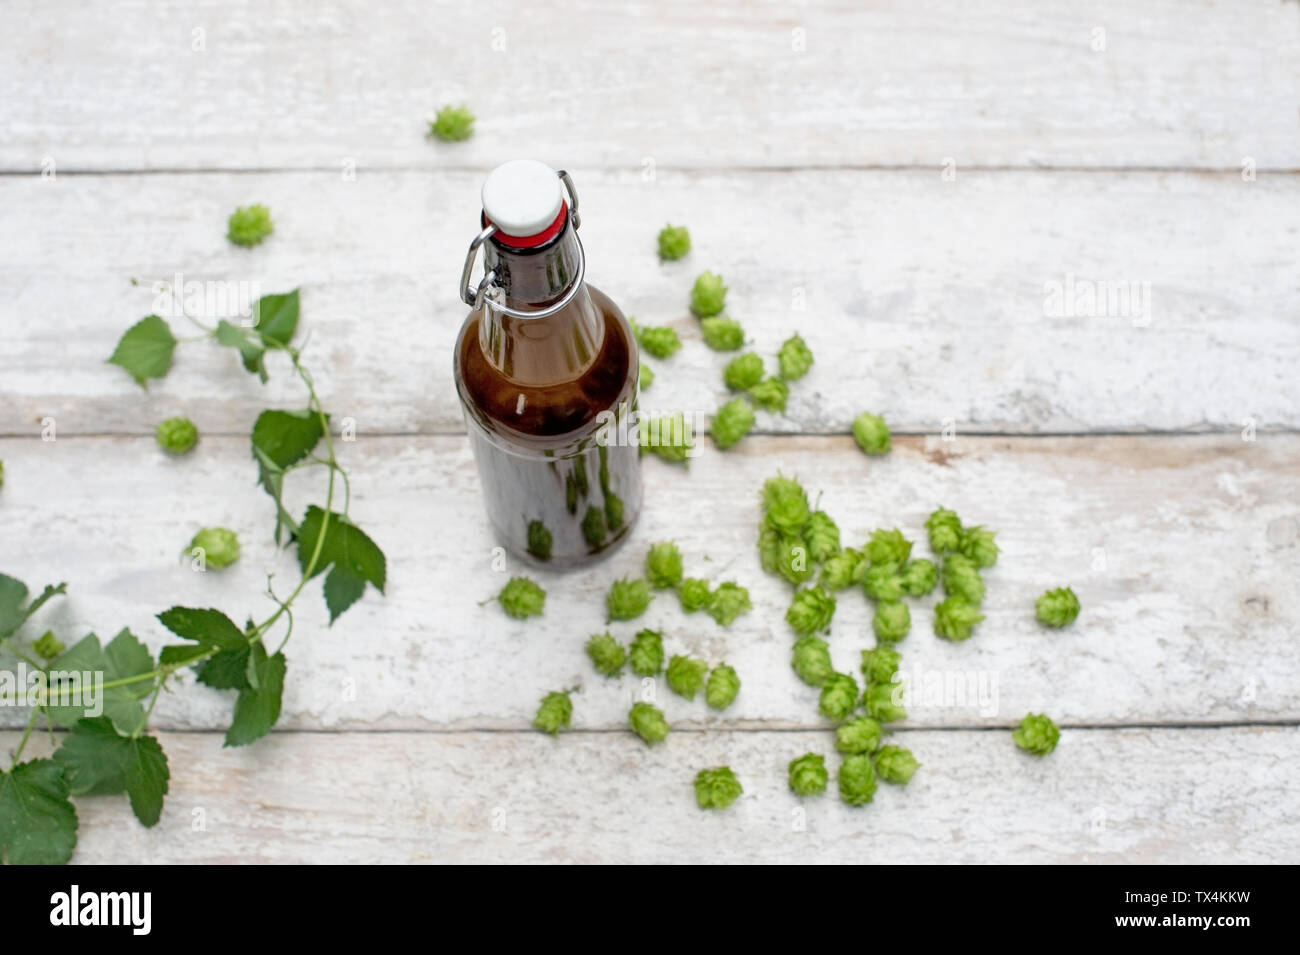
[132,680,166,739]
[10,710,38,768]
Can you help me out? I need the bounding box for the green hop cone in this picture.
[526,520,552,561]
[638,411,693,464]
[689,271,727,317]
[747,376,789,413]
[959,525,999,568]
[791,635,834,687]
[645,541,684,589]
[835,716,882,755]
[925,507,963,555]
[700,316,745,351]
[666,654,709,700]
[428,104,475,141]
[639,362,654,390]
[776,333,814,381]
[874,745,920,784]
[933,595,984,641]
[226,204,273,247]
[497,576,546,619]
[941,554,986,605]
[838,754,878,806]
[705,582,751,626]
[677,577,711,613]
[804,510,841,563]
[863,561,904,602]
[774,536,814,586]
[819,672,859,722]
[865,527,912,565]
[711,397,755,450]
[629,629,665,676]
[33,631,65,661]
[761,475,810,537]
[900,558,938,597]
[864,681,907,723]
[606,577,653,622]
[820,547,865,591]
[785,585,837,637]
[581,506,607,547]
[723,352,765,391]
[861,645,902,685]
[604,492,624,531]
[532,690,573,736]
[585,632,627,677]
[852,412,890,455]
[1036,587,1080,628]
[155,416,198,455]
[657,223,691,261]
[635,323,682,359]
[1013,712,1060,756]
[628,702,670,746]
[788,753,829,797]
[189,527,240,570]
[694,766,742,809]
[872,600,911,643]
[705,664,741,710]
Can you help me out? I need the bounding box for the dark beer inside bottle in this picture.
[454,211,642,567]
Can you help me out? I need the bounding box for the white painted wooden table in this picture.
[2,0,1299,863]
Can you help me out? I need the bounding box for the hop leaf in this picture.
[635,323,682,359]
[788,753,829,797]
[498,577,546,619]
[657,224,691,261]
[941,554,985,605]
[639,362,655,389]
[53,717,170,826]
[933,595,983,641]
[747,376,789,413]
[723,352,765,391]
[666,654,709,700]
[760,475,810,537]
[900,558,938,597]
[791,635,834,687]
[585,632,627,676]
[851,412,890,455]
[706,582,752,626]
[628,702,669,746]
[693,766,742,809]
[0,759,78,864]
[629,629,665,676]
[711,397,755,450]
[875,745,920,784]
[864,681,907,723]
[189,527,240,569]
[925,507,963,555]
[532,690,574,736]
[820,547,865,591]
[295,506,387,622]
[526,520,553,562]
[606,578,653,622]
[785,585,836,637]
[777,333,814,381]
[689,271,727,317]
[107,315,177,387]
[872,600,911,643]
[863,561,904,602]
[428,104,475,141]
[818,672,859,722]
[1036,587,1080,628]
[838,754,878,806]
[865,528,912,565]
[835,716,882,755]
[155,416,198,455]
[676,577,711,613]
[701,316,745,351]
[804,510,841,563]
[705,664,741,710]
[1013,712,1060,756]
[861,646,902,685]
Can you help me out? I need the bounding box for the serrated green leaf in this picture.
[0,574,67,638]
[215,320,267,382]
[0,759,78,864]
[158,643,212,668]
[253,290,299,345]
[196,645,252,690]
[156,606,247,652]
[225,642,286,747]
[297,506,386,623]
[45,630,156,736]
[53,718,170,827]
[107,315,176,387]
[251,409,327,544]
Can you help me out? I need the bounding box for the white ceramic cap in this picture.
[481,159,563,236]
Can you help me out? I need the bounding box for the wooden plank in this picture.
[7,726,1295,864]
[2,433,1296,730]
[3,169,1297,436]
[4,0,1297,172]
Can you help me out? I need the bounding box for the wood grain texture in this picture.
[6,726,1296,864]
[3,169,1298,436]
[4,0,1298,172]
[3,433,1296,731]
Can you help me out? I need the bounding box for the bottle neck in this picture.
[476,221,604,385]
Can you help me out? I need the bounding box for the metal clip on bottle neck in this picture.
[458,169,584,319]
